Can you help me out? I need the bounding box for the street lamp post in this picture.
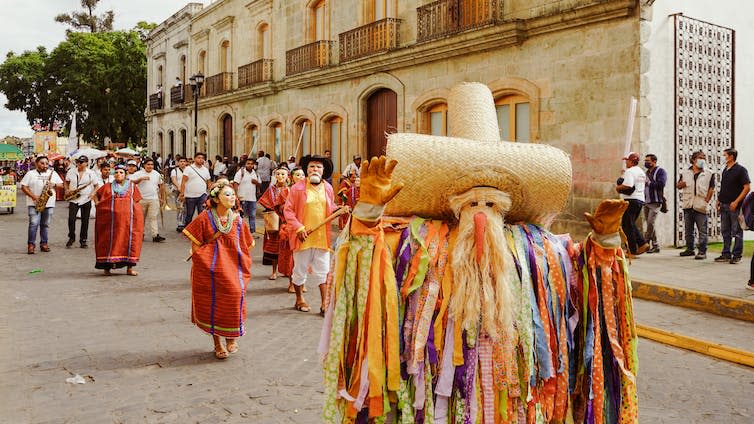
[188,73,204,153]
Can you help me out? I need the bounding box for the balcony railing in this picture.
[204,72,233,97]
[148,93,163,111]
[339,18,402,63]
[417,0,501,42]
[238,59,274,88]
[286,40,335,76]
[170,85,192,107]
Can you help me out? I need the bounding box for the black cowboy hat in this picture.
[299,154,333,180]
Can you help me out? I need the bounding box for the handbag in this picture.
[660,196,668,213]
[263,210,280,232]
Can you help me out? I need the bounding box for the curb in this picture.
[631,279,754,323]
[637,324,754,368]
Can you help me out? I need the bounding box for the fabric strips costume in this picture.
[94,181,144,269]
[183,209,253,337]
[258,183,293,276]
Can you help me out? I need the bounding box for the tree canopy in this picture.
[0,29,149,146]
[55,0,114,33]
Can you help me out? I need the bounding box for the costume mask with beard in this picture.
[448,187,516,346]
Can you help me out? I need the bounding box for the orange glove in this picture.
[584,199,628,236]
[352,156,404,223]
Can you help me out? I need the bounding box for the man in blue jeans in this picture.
[715,148,750,264]
[20,156,64,254]
[233,157,260,236]
[179,152,211,227]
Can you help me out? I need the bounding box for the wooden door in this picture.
[222,115,233,158]
[366,88,397,159]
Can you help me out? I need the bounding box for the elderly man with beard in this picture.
[283,154,338,315]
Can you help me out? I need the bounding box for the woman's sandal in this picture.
[287,283,295,293]
[225,338,238,354]
[269,273,277,280]
[126,268,138,276]
[103,269,112,276]
[319,307,326,317]
[294,301,310,312]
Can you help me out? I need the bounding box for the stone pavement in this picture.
[628,247,754,301]
[1,204,753,423]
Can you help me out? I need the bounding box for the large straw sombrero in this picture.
[384,82,572,227]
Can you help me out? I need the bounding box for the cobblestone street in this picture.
[1,207,753,423]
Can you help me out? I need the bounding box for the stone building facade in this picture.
[147,0,643,237]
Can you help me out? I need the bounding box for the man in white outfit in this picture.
[130,158,165,242]
[65,155,101,248]
[170,156,188,232]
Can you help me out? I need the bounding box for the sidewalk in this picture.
[628,247,754,321]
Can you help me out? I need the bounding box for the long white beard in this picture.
[449,207,515,345]
[309,174,321,184]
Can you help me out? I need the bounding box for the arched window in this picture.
[220,40,230,73]
[495,94,530,142]
[156,131,164,156]
[269,122,283,163]
[198,50,207,74]
[310,0,329,41]
[157,65,164,87]
[168,130,175,155]
[295,119,313,157]
[258,23,271,59]
[179,55,186,83]
[244,124,259,155]
[421,103,449,136]
[325,116,343,176]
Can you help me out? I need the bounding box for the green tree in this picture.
[0,27,150,146]
[55,0,114,33]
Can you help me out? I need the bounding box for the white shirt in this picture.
[256,157,272,182]
[233,167,259,201]
[65,167,99,205]
[620,166,646,202]
[20,169,63,208]
[129,170,162,200]
[214,162,228,176]
[170,167,185,191]
[183,164,210,198]
[96,173,114,186]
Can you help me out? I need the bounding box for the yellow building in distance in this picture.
[146,0,641,235]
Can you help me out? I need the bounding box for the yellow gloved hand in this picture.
[358,156,403,206]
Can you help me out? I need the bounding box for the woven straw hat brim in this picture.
[384,133,572,227]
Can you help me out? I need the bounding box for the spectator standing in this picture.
[130,158,165,242]
[616,152,650,255]
[256,150,273,196]
[233,157,260,236]
[643,154,667,253]
[323,150,333,185]
[342,154,362,180]
[677,151,715,259]
[180,152,211,227]
[715,148,750,264]
[171,156,188,232]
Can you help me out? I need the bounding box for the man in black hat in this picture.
[65,155,100,248]
[284,154,338,315]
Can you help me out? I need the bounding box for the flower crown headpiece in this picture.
[209,178,231,198]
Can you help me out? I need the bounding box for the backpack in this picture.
[742,191,754,230]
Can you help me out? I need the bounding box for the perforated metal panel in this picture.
[673,14,735,245]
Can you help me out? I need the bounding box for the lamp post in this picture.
[188,73,204,153]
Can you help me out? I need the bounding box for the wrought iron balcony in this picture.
[170,84,192,107]
[148,93,163,111]
[339,18,402,63]
[238,59,274,88]
[204,72,234,97]
[286,40,335,76]
[417,0,501,42]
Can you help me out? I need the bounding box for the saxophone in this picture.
[64,182,92,202]
[35,173,54,212]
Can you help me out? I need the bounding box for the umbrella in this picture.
[70,147,106,160]
[47,153,65,161]
[115,147,138,156]
[0,144,24,161]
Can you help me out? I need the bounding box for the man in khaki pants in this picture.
[130,158,165,242]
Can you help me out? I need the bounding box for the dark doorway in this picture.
[222,114,233,158]
[168,131,174,156]
[366,88,397,159]
[180,129,187,157]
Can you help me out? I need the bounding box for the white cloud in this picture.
[0,0,198,137]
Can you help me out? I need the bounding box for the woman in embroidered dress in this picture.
[258,166,293,282]
[91,164,144,276]
[183,179,253,359]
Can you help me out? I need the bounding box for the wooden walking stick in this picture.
[305,206,349,236]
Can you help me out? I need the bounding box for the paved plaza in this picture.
[1,206,753,423]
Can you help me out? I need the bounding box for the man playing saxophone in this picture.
[20,155,64,254]
[64,155,101,249]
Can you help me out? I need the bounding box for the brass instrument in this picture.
[64,182,92,202]
[35,173,54,212]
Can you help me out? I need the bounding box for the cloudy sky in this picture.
[0,0,202,138]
